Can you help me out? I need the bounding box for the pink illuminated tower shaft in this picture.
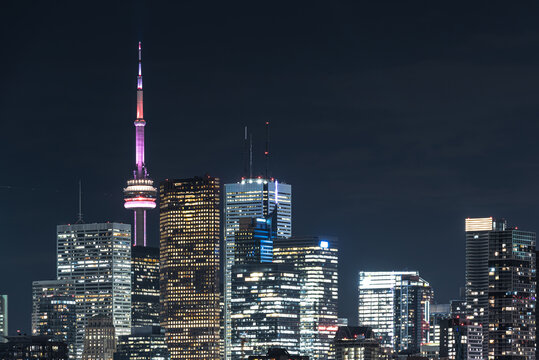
[135,42,145,178]
[124,42,157,247]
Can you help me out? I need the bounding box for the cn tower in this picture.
[123,42,157,246]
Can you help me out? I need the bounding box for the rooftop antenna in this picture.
[243,126,248,178]
[264,121,269,179]
[76,180,83,224]
[249,133,253,179]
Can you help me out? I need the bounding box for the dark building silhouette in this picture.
[330,326,383,360]
[0,335,68,360]
[131,246,160,328]
[248,348,308,360]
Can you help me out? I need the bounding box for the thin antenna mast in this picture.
[76,180,83,223]
[264,121,269,179]
[249,133,253,179]
[243,126,248,178]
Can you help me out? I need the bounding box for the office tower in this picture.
[358,271,433,355]
[330,326,384,360]
[131,246,160,328]
[123,42,157,247]
[230,213,300,359]
[31,280,76,358]
[224,177,292,360]
[57,222,131,358]
[0,336,68,360]
[247,348,308,360]
[465,217,536,360]
[428,304,450,345]
[274,236,339,360]
[439,318,483,360]
[114,326,169,360]
[160,176,221,359]
[82,316,116,360]
[0,295,6,342]
[234,212,276,264]
[231,263,300,359]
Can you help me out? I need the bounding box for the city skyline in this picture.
[4,1,539,338]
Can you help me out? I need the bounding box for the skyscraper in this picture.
[274,236,339,360]
[81,316,116,360]
[57,222,131,358]
[230,212,300,359]
[231,263,300,359]
[0,295,7,342]
[160,176,221,359]
[358,271,432,355]
[465,217,536,360]
[439,317,483,360]
[123,42,157,247]
[131,246,160,328]
[31,280,76,358]
[114,326,169,360]
[224,178,292,359]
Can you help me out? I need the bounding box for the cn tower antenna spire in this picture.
[124,41,157,247]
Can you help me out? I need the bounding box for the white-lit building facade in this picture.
[57,222,132,358]
[274,236,339,360]
[358,271,432,354]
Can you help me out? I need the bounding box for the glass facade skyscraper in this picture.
[358,271,432,354]
[56,222,132,358]
[224,178,292,360]
[131,246,160,328]
[31,280,76,359]
[465,217,536,360]
[160,176,221,360]
[230,263,300,359]
[274,236,339,360]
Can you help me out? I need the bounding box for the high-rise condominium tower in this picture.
[223,177,292,359]
[0,295,6,342]
[465,217,536,360]
[160,176,221,360]
[123,42,157,247]
[274,236,339,360]
[358,271,432,354]
[31,280,76,358]
[57,223,131,358]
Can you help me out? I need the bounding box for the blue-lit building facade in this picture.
[230,211,300,359]
[224,178,292,360]
[274,236,339,360]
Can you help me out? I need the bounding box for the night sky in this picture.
[3,1,539,334]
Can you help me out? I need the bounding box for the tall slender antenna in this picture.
[243,126,248,178]
[264,121,269,179]
[76,180,83,223]
[249,133,253,178]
